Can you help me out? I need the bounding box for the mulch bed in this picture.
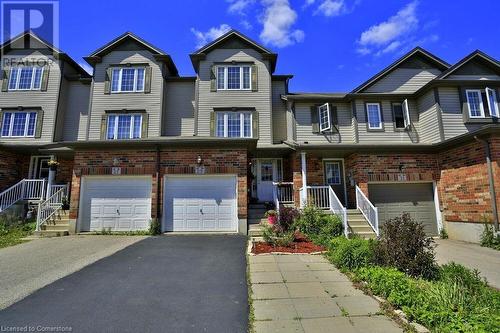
[252,232,326,254]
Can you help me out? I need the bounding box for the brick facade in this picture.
[69,148,248,223]
[438,138,499,224]
[0,150,30,192]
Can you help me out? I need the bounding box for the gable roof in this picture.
[436,50,500,79]
[0,30,91,78]
[351,47,450,93]
[189,29,278,73]
[84,32,178,76]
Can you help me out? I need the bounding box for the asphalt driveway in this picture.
[0,235,248,333]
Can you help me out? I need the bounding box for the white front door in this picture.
[163,175,237,232]
[256,159,280,202]
[29,156,51,179]
[79,176,152,232]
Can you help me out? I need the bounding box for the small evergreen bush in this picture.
[328,236,375,270]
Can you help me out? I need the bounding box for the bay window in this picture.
[215,112,252,138]
[1,111,37,137]
[106,114,142,140]
[8,66,43,91]
[110,67,145,93]
[216,65,251,90]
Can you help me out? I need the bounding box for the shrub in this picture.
[439,227,449,239]
[373,213,439,280]
[295,206,343,244]
[278,207,300,232]
[261,223,295,247]
[480,224,500,250]
[311,214,344,246]
[149,219,161,235]
[327,237,375,271]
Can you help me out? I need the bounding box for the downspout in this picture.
[474,136,499,231]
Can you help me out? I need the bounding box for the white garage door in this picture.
[163,176,237,232]
[79,176,152,232]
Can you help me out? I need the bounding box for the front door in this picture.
[256,159,280,202]
[30,156,51,179]
[324,160,346,206]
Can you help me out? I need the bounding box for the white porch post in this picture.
[46,168,56,199]
[301,152,307,206]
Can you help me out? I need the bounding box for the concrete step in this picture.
[42,224,69,231]
[33,230,69,237]
[248,224,264,237]
[44,219,70,225]
[347,209,362,215]
[350,225,375,233]
[348,216,368,223]
[353,232,377,240]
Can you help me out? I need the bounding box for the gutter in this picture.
[474,136,499,231]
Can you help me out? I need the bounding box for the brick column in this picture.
[292,152,303,207]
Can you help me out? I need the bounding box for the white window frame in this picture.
[8,67,44,91]
[106,114,143,140]
[216,65,252,91]
[465,89,485,118]
[324,161,341,185]
[318,103,331,132]
[402,99,411,128]
[485,87,499,118]
[366,103,383,129]
[1,111,37,137]
[215,112,253,138]
[110,67,145,93]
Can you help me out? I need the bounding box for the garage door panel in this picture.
[164,176,237,232]
[81,177,152,232]
[369,183,438,236]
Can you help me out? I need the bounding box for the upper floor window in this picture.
[216,112,252,138]
[106,114,142,140]
[1,111,37,137]
[392,99,411,129]
[8,67,43,91]
[111,67,145,93]
[366,103,382,129]
[216,65,251,90]
[318,103,331,132]
[485,87,499,118]
[465,89,485,118]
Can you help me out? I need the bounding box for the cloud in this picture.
[303,0,316,7]
[78,62,93,75]
[227,0,255,15]
[240,20,253,30]
[355,1,438,56]
[359,1,418,47]
[191,24,232,49]
[314,0,346,17]
[259,0,305,48]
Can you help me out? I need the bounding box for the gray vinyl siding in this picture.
[294,102,354,144]
[355,99,420,143]
[438,87,482,140]
[272,80,287,143]
[163,81,195,136]
[196,49,272,144]
[62,81,91,141]
[364,68,441,93]
[0,52,61,143]
[88,50,163,140]
[286,102,296,142]
[417,90,441,143]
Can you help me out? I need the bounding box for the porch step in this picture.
[352,231,377,240]
[248,224,264,237]
[248,209,268,219]
[42,223,69,231]
[33,230,69,237]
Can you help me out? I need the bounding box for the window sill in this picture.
[464,117,499,124]
[366,128,385,132]
[110,91,145,94]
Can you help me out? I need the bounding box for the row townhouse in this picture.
[0,30,499,243]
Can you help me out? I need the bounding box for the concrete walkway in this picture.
[249,254,403,333]
[0,235,146,309]
[435,239,500,289]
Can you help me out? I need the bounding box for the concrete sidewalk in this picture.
[249,254,403,333]
[0,235,146,309]
[435,239,500,289]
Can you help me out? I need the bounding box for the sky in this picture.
[53,0,500,92]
